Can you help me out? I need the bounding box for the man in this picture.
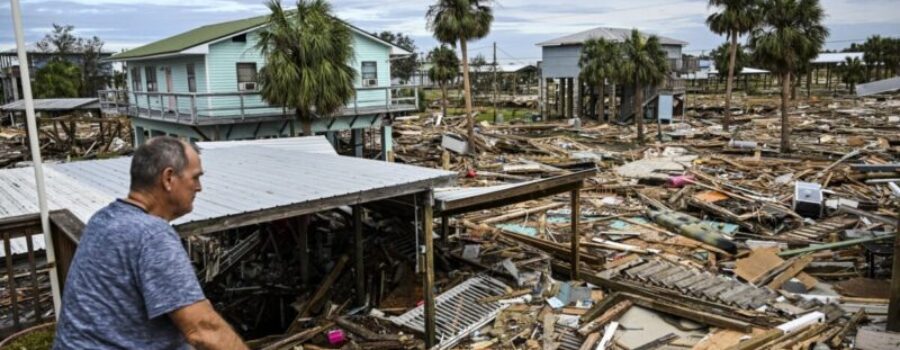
[54,136,247,349]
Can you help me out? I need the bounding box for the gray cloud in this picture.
[2,0,898,60]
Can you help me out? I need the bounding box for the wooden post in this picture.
[441,215,449,247]
[353,205,365,306]
[888,212,900,332]
[298,216,310,285]
[422,192,436,348]
[570,188,581,280]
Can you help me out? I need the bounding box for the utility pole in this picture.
[493,42,499,124]
[10,0,62,316]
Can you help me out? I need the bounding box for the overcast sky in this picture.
[2,0,898,65]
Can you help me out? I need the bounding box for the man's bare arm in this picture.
[170,299,248,350]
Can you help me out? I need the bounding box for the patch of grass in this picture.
[4,325,55,350]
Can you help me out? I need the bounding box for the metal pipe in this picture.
[9,0,62,316]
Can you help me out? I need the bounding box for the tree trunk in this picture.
[597,82,605,122]
[610,83,617,122]
[724,32,737,131]
[635,82,644,144]
[298,108,312,136]
[791,74,797,100]
[460,39,475,154]
[780,72,791,153]
[440,82,448,122]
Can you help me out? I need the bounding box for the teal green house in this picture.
[100,14,416,157]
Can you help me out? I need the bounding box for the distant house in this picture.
[101,14,415,156]
[536,27,688,122]
[0,46,114,104]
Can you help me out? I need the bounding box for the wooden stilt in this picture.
[441,215,449,247]
[887,213,900,331]
[353,205,365,306]
[422,192,436,348]
[298,215,310,285]
[570,189,581,280]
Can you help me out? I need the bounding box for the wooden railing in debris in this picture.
[0,210,82,339]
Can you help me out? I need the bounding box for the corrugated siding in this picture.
[206,31,274,117]
[542,45,582,78]
[0,147,455,234]
[352,33,392,108]
[205,29,392,115]
[126,57,206,112]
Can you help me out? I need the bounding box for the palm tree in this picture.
[579,38,622,122]
[862,35,886,81]
[427,0,493,152]
[256,0,356,136]
[707,0,761,132]
[428,45,460,121]
[711,42,747,86]
[621,29,669,144]
[750,0,827,153]
[838,56,865,94]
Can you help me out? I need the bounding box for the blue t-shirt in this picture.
[54,200,206,349]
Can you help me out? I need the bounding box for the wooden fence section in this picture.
[0,210,82,339]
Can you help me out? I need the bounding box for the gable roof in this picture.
[111,14,411,61]
[536,27,688,47]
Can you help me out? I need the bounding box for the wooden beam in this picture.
[571,189,581,280]
[174,177,451,237]
[288,255,349,332]
[353,205,365,306]
[889,217,900,331]
[435,170,594,215]
[422,191,436,348]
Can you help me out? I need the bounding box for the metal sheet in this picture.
[0,146,455,233]
[856,76,900,97]
[0,98,99,112]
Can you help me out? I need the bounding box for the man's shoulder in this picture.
[84,201,174,240]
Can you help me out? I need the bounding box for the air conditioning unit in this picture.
[363,79,378,87]
[239,82,258,91]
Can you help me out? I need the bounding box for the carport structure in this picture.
[0,137,456,344]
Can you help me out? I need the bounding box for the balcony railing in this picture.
[98,85,419,125]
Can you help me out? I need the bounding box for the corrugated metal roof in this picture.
[856,76,900,97]
[434,182,531,203]
[811,52,864,64]
[0,146,455,241]
[197,136,337,155]
[0,98,99,112]
[537,27,688,47]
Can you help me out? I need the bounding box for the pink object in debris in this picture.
[667,175,694,188]
[327,329,346,345]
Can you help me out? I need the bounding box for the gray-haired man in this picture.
[54,136,247,349]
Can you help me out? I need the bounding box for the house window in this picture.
[236,63,258,90]
[145,66,158,92]
[186,64,197,92]
[232,34,247,43]
[361,61,377,86]
[130,67,142,92]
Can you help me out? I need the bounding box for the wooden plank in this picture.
[436,170,594,214]
[4,232,20,329]
[767,255,814,290]
[288,255,349,332]
[423,192,436,348]
[578,299,632,335]
[175,177,450,237]
[571,189,581,280]
[855,328,900,350]
[353,205,365,307]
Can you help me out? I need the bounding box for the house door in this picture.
[164,67,175,112]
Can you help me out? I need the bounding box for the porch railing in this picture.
[98,85,419,124]
[0,210,81,338]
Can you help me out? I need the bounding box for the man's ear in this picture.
[161,167,176,192]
